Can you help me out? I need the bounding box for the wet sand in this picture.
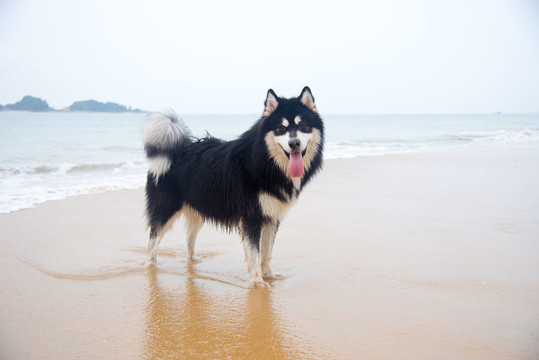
[1,149,539,359]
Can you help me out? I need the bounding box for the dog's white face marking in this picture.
[296,131,313,151]
[274,116,312,154]
[274,129,313,154]
[274,131,292,153]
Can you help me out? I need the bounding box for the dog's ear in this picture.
[300,86,317,112]
[264,89,279,117]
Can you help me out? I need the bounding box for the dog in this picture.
[143,87,324,288]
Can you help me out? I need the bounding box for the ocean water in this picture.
[1,111,538,213]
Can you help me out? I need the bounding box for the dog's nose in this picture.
[288,138,301,151]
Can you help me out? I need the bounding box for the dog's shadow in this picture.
[143,265,304,359]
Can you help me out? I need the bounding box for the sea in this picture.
[1,111,539,213]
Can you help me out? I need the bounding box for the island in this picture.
[0,95,144,113]
[2,96,52,112]
[68,100,143,113]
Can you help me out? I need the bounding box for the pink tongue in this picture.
[289,152,304,178]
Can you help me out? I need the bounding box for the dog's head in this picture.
[261,87,324,178]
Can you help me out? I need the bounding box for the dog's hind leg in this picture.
[146,209,183,267]
[147,228,164,266]
[184,206,204,262]
[145,174,184,266]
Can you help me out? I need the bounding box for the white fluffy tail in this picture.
[143,112,190,180]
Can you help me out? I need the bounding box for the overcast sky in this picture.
[1,0,538,114]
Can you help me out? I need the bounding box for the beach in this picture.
[1,148,538,359]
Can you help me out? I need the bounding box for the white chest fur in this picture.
[258,192,297,220]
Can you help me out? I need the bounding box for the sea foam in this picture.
[1,112,538,213]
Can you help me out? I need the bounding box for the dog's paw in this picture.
[145,258,157,268]
[188,255,202,264]
[263,272,284,281]
[249,280,271,289]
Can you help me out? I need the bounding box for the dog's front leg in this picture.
[242,241,268,289]
[260,221,282,280]
[240,219,269,289]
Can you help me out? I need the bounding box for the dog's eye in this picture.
[276,125,287,135]
[298,121,309,131]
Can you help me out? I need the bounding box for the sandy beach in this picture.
[1,148,538,359]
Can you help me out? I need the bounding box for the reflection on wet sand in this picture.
[144,266,312,359]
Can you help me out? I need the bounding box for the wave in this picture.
[66,162,139,174]
[0,160,148,213]
[0,178,146,214]
[469,128,539,144]
[0,161,147,177]
[325,128,539,158]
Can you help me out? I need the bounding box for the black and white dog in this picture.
[144,87,324,288]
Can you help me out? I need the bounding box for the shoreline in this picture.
[3,143,538,216]
[1,149,538,359]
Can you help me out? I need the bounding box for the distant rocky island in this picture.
[69,99,143,113]
[0,96,52,112]
[0,95,144,113]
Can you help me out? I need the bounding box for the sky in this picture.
[0,0,538,114]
